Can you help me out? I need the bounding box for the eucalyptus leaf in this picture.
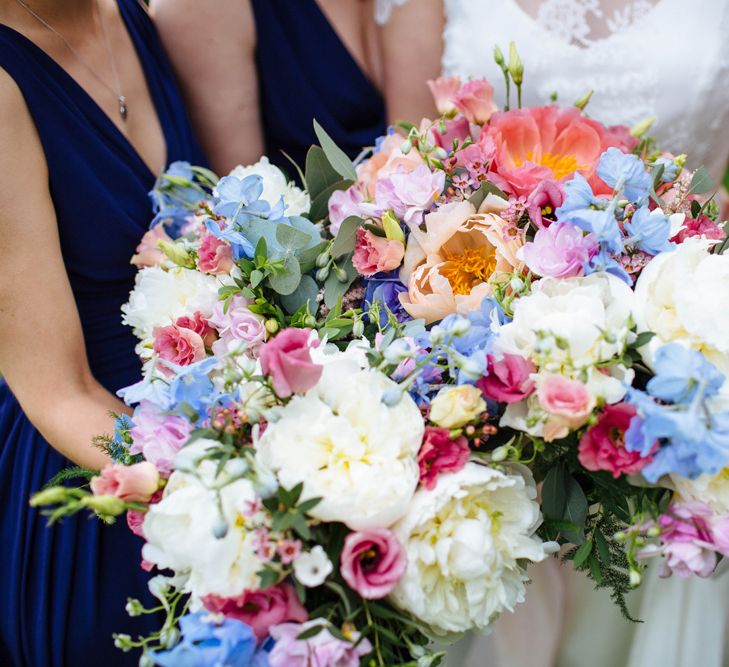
[280,275,319,315]
[276,223,313,251]
[267,255,301,295]
[313,119,357,181]
[297,241,329,274]
[309,179,353,222]
[689,166,714,195]
[331,216,363,258]
[468,180,508,209]
[305,145,341,200]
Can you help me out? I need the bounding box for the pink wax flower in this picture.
[433,116,471,153]
[203,583,308,642]
[672,214,726,243]
[352,228,404,276]
[452,79,498,125]
[578,403,652,479]
[522,223,597,279]
[477,354,536,404]
[340,528,407,599]
[375,164,445,225]
[417,426,470,490]
[131,224,172,268]
[269,621,372,667]
[328,186,367,236]
[153,323,206,367]
[90,461,159,503]
[175,311,217,349]
[525,179,565,228]
[277,538,303,565]
[259,328,323,398]
[427,75,461,115]
[129,401,192,474]
[208,295,267,356]
[197,231,234,275]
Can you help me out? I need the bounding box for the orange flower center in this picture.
[441,247,496,295]
[516,151,585,180]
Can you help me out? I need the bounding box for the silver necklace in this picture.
[14,0,128,121]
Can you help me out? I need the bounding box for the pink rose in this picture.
[328,187,366,236]
[197,231,234,274]
[537,375,595,437]
[521,223,597,279]
[129,401,192,474]
[477,354,536,404]
[352,228,404,277]
[340,528,407,599]
[269,621,372,667]
[525,180,565,228]
[417,426,470,490]
[153,324,206,367]
[90,461,159,502]
[452,79,497,125]
[259,328,323,398]
[175,311,217,349]
[203,583,307,642]
[578,403,652,479]
[208,296,267,356]
[131,224,172,268]
[427,76,461,114]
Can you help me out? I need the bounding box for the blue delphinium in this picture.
[149,612,268,667]
[149,161,203,236]
[623,205,673,256]
[596,147,651,202]
[363,275,411,327]
[213,175,285,224]
[168,357,220,414]
[647,344,725,403]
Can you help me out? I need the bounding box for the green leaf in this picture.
[467,180,508,209]
[296,625,325,641]
[691,199,702,218]
[257,566,280,589]
[289,482,304,506]
[572,539,593,568]
[268,255,302,295]
[305,146,341,200]
[595,530,611,565]
[276,223,313,251]
[541,464,567,520]
[331,216,363,258]
[313,119,357,181]
[309,179,353,222]
[297,496,323,513]
[292,513,311,540]
[254,236,268,263]
[250,270,264,288]
[280,275,319,315]
[562,475,589,544]
[689,166,714,195]
[588,554,603,584]
[324,254,358,309]
[633,331,655,349]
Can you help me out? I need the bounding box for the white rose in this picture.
[389,462,549,635]
[633,238,729,378]
[256,357,424,530]
[122,266,221,341]
[228,156,310,217]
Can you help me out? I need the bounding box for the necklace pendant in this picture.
[119,95,128,121]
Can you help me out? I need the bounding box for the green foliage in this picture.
[467,180,508,208]
[43,466,96,489]
[330,216,363,258]
[305,145,342,200]
[313,120,357,181]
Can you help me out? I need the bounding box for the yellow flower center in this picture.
[516,151,586,181]
[441,247,496,295]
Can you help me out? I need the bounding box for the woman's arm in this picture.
[0,70,122,470]
[378,0,444,124]
[150,0,262,174]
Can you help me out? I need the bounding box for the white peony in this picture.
[256,355,424,530]
[122,266,221,341]
[633,238,729,378]
[672,469,729,515]
[389,462,549,635]
[228,156,310,217]
[141,440,266,599]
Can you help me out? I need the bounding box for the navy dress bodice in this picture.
[250,0,387,171]
[0,2,205,665]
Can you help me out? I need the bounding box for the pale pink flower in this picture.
[197,231,234,274]
[352,228,404,276]
[153,324,206,367]
[427,76,461,114]
[525,179,565,228]
[277,539,303,565]
[131,225,172,268]
[537,375,595,439]
[269,621,372,667]
[521,223,597,279]
[375,164,445,225]
[477,354,536,404]
[175,311,217,349]
[452,79,498,125]
[208,295,267,356]
[90,462,159,502]
[328,187,366,235]
[259,328,323,398]
[129,402,192,475]
[340,528,407,599]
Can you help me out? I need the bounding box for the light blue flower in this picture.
[168,357,219,413]
[557,173,600,217]
[149,161,202,236]
[205,219,255,259]
[583,247,632,284]
[213,175,285,224]
[654,156,679,183]
[596,148,651,202]
[117,375,172,409]
[567,207,624,254]
[647,344,725,404]
[623,205,673,255]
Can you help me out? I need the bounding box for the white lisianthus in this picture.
[389,462,549,635]
[228,156,310,216]
[633,238,729,378]
[122,266,221,341]
[256,356,424,530]
[142,440,266,599]
[293,546,334,587]
[672,469,729,514]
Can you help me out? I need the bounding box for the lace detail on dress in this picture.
[374,0,409,25]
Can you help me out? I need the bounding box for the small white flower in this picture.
[293,546,333,587]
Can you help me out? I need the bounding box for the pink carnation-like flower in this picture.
[208,295,267,356]
[427,76,461,115]
[452,79,498,125]
[197,231,234,274]
[131,224,172,268]
[522,222,597,279]
[672,214,726,243]
[129,401,193,474]
[477,354,536,404]
[175,311,217,349]
[340,528,407,599]
[268,621,372,667]
[90,462,159,502]
[525,179,565,228]
[259,328,323,398]
[417,426,471,490]
[153,323,206,367]
[578,403,652,479]
[352,228,404,276]
[203,583,308,642]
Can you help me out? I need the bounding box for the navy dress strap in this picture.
[250,0,387,171]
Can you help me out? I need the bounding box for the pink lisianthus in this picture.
[525,179,565,228]
[340,528,407,599]
[427,76,461,115]
[452,79,498,125]
[175,311,217,349]
[328,186,366,236]
[578,403,652,479]
[268,621,372,667]
[90,461,159,502]
[537,375,595,440]
[352,228,404,276]
[196,231,234,274]
[207,295,267,356]
[131,224,172,268]
[521,222,597,279]
[259,328,323,398]
[129,401,193,474]
[375,164,445,225]
[477,354,536,404]
[153,323,206,368]
[203,583,308,642]
[417,426,471,490]
[672,214,726,243]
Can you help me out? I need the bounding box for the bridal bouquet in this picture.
[34,50,729,666]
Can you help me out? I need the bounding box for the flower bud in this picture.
[265,318,280,335]
[449,317,471,337]
[157,240,194,268]
[212,514,229,539]
[382,210,406,243]
[334,266,349,283]
[159,626,180,648]
[315,251,330,268]
[647,526,661,538]
[509,276,525,292]
[304,314,317,328]
[573,90,593,111]
[29,486,69,507]
[114,634,133,651]
[139,655,155,667]
[400,140,412,155]
[382,387,404,407]
[352,319,365,338]
[316,266,330,282]
[629,569,642,587]
[125,598,144,617]
[508,42,523,85]
[493,44,506,69]
[81,494,126,516]
[491,445,510,462]
[630,115,656,138]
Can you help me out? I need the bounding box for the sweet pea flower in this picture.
[268,621,372,667]
[452,79,498,125]
[375,164,445,225]
[340,528,407,599]
[203,583,308,642]
[131,224,172,268]
[352,228,404,276]
[427,76,461,114]
[417,426,471,489]
[429,384,486,428]
[521,222,598,278]
[153,323,207,368]
[208,295,267,356]
[259,329,323,398]
[129,402,192,474]
[197,231,234,274]
[328,186,366,235]
[477,354,536,404]
[525,179,565,228]
[90,461,159,502]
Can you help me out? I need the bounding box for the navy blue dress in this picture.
[250,0,387,171]
[0,2,206,665]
